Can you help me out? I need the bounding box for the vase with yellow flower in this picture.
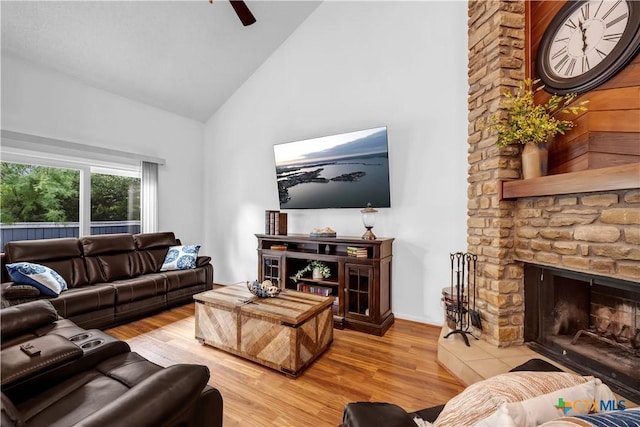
[488,78,588,179]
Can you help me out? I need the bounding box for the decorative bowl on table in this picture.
[247,280,281,298]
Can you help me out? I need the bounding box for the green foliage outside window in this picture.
[91,173,140,221]
[1,163,79,223]
[0,162,140,224]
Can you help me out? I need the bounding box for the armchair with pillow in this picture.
[340,359,636,427]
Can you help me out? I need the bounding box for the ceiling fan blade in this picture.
[229,0,256,26]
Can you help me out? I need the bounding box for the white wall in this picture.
[1,54,205,244]
[203,1,469,324]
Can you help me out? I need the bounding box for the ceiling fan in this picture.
[209,0,256,26]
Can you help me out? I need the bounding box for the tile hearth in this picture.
[437,326,637,406]
[437,325,566,386]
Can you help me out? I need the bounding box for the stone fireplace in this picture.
[462,0,640,398]
[523,263,640,401]
[467,0,640,348]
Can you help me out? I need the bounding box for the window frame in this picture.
[1,151,142,238]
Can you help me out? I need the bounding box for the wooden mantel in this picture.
[500,163,640,200]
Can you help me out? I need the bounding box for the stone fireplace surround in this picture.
[465,0,639,348]
[436,0,640,399]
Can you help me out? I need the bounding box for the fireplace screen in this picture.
[524,264,640,402]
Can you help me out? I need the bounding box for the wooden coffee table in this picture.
[194,283,333,377]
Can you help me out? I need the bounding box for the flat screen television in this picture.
[273,126,391,209]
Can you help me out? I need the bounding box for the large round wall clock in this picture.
[536,0,640,94]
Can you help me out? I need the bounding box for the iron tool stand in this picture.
[444,252,479,346]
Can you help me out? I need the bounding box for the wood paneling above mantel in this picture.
[500,163,640,200]
[528,1,640,174]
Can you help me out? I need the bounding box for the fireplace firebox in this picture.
[524,264,640,402]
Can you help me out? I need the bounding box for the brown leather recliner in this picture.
[0,300,223,427]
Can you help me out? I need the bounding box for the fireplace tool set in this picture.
[443,252,480,347]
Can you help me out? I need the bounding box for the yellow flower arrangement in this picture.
[488,78,588,148]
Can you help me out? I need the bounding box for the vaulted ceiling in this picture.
[1,1,321,122]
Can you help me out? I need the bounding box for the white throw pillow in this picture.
[160,245,201,271]
[474,378,615,427]
[6,262,68,296]
[433,372,595,427]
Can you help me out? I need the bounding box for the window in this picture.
[90,168,141,235]
[0,130,163,248]
[1,160,141,246]
[1,162,80,242]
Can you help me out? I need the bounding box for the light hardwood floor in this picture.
[106,304,464,427]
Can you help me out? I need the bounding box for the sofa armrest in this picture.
[341,402,417,427]
[74,364,211,427]
[1,300,59,341]
[190,385,224,427]
[1,335,83,387]
[196,256,211,268]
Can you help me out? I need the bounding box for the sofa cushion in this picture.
[110,276,167,304]
[48,284,116,318]
[160,245,201,271]
[160,268,207,292]
[3,238,89,288]
[4,238,81,263]
[134,232,178,274]
[6,263,67,296]
[133,232,177,250]
[433,372,595,427]
[81,234,137,283]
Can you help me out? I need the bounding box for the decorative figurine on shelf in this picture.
[360,203,378,240]
[292,261,331,282]
[309,227,336,238]
[247,280,281,298]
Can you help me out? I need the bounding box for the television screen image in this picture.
[273,126,391,209]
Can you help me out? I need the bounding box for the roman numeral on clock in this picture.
[606,13,628,28]
[602,0,622,21]
[554,55,570,72]
[551,46,568,60]
[581,3,590,20]
[566,58,577,76]
[564,18,578,29]
[603,32,622,42]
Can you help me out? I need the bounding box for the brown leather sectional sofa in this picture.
[1,300,223,427]
[0,232,213,329]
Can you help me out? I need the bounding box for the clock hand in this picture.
[578,19,588,53]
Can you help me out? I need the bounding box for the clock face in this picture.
[537,0,640,94]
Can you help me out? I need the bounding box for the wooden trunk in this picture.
[194,284,333,377]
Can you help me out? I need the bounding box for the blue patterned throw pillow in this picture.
[6,262,68,296]
[160,245,201,271]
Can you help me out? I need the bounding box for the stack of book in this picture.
[264,210,287,235]
[347,246,368,258]
[297,283,332,297]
